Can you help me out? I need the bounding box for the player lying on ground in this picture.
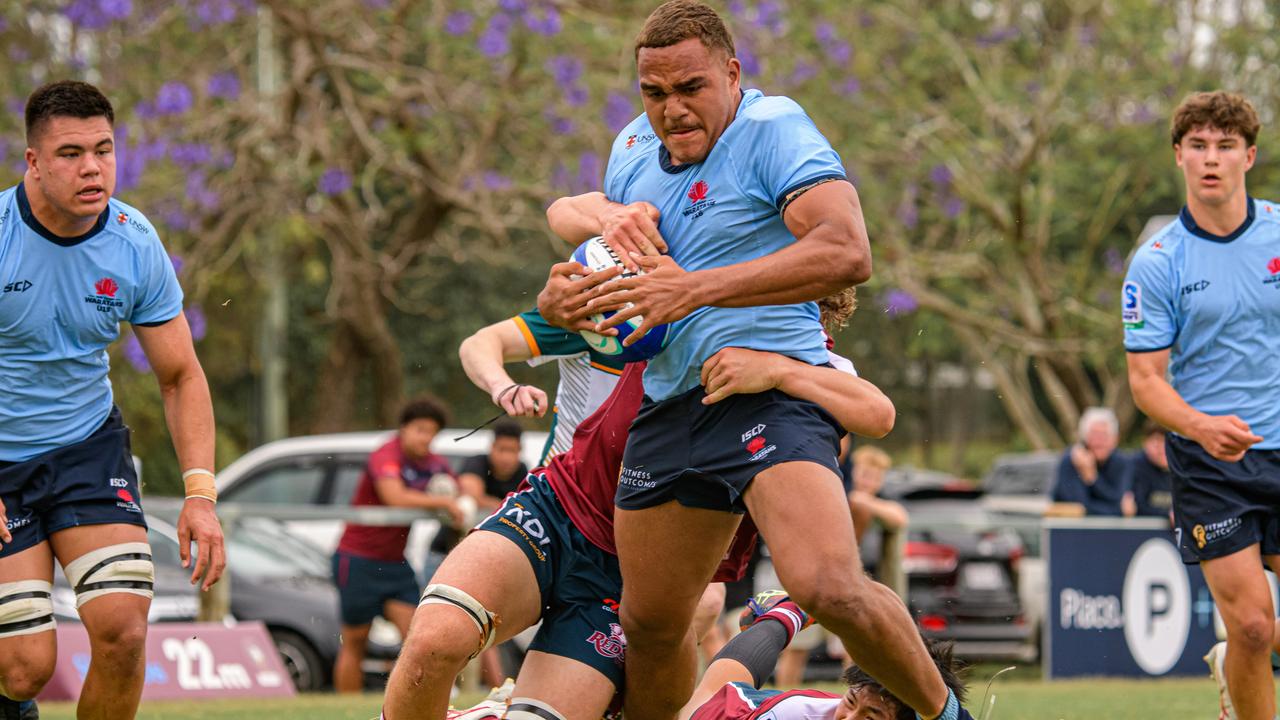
[681,592,967,720]
[381,321,893,720]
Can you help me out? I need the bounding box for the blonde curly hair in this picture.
[818,287,858,333]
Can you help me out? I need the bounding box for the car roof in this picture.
[216,428,548,490]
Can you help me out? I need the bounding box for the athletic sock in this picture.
[750,599,808,645]
[916,688,959,720]
[712,617,789,687]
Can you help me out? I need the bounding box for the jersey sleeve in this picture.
[368,443,404,482]
[1122,248,1177,352]
[513,309,592,359]
[742,101,847,213]
[130,234,185,326]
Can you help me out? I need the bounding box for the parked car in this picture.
[51,506,397,691]
[980,450,1059,521]
[877,469,1036,662]
[212,428,549,576]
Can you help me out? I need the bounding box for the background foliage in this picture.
[5,0,1277,490]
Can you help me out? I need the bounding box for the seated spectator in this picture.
[458,419,529,512]
[1051,407,1135,517]
[1129,421,1173,519]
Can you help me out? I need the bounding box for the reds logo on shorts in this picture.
[587,622,626,662]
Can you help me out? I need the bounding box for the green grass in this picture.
[32,677,1234,720]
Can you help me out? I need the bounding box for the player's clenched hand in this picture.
[494,383,547,418]
[178,499,226,591]
[700,347,785,405]
[589,254,697,345]
[1192,414,1262,462]
[0,496,11,549]
[600,201,665,270]
[538,261,622,333]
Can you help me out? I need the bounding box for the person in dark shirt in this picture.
[1051,407,1136,517]
[1129,421,1173,519]
[459,419,529,512]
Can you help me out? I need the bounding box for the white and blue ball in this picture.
[571,236,670,362]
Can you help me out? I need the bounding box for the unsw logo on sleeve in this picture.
[1122,281,1143,329]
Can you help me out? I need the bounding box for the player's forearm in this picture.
[158,363,216,473]
[689,226,869,309]
[547,192,617,244]
[776,362,895,438]
[459,332,519,397]
[1128,367,1206,439]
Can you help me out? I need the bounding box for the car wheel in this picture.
[270,627,328,692]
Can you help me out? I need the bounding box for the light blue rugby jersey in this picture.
[603,89,847,401]
[0,183,183,461]
[1122,198,1280,448]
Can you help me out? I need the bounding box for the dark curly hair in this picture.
[840,638,967,720]
[25,80,114,144]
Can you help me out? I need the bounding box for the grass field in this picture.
[33,675,1234,720]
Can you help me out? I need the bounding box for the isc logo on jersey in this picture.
[1122,281,1142,329]
[571,237,670,362]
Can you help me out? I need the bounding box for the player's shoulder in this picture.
[607,113,660,175]
[1129,218,1186,271]
[738,89,809,124]
[370,437,404,464]
[105,196,163,248]
[1251,197,1280,231]
[0,185,17,232]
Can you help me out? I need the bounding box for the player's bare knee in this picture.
[90,616,148,663]
[399,609,479,677]
[1229,612,1274,654]
[619,605,686,647]
[797,583,866,628]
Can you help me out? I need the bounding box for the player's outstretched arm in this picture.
[1127,349,1261,461]
[700,347,894,438]
[458,319,548,417]
[547,191,666,265]
[134,313,226,590]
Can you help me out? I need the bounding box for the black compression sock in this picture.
[711,618,789,687]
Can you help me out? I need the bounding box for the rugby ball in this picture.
[571,236,670,362]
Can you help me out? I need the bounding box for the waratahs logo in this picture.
[1268,257,1280,275]
[683,180,716,219]
[85,277,125,312]
[1265,257,1280,288]
[95,277,119,297]
[746,436,766,454]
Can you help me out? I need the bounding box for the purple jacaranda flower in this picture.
[976,26,1018,47]
[827,42,851,65]
[859,10,875,27]
[8,46,29,63]
[755,0,785,34]
[483,172,512,190]
[65,0,111,30]
[897,184,919,230]
[170,143,212,168]
[192,0,238,26]
[564,85,588,107]
[577,152,602,193]
[139,139,169,162]
[498,0,526,12]
[114,123,146,192]
[550,116,575,135]
[100,0,132,19]
[727,0,747,19]
[364,0,390,8]
[133,100,157,120]
[738,40,760,76]
[169,253,185,275]
[551,162,572,191]
[814,21,836,44]
[1130,104,1158,125]
[791,63,817,84]
[318,167,352,196]
[0,17,8,32]
[547,56,583,85]
[186,305,207,341]
[477,20,511,58]
[929,164,952,187]
[185,171,220,211]
[162,207,191,232]
[524,7,561,35]
[604,92,636,133]
[942,196,965,219]
[154,82,194,115]
[5,97,23,116]
[882,289,919,316]
[11,158,27,175]
[207,72,240,100]
[1078,24,1096,47]
[0,139,9,162]
[1104,247,1124,275]
[123,334,150,372]
[445,12,473,35]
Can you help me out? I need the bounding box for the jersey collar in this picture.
[16,182,109,248]
[1178,197,1255,244]
[657,89,748,175]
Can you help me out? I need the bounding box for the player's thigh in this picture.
[52,524,152,646]
[744,461,863,590]
[510,650,616,720]
[614,502,740,621]
[1201,544,1275,631]
[0,541,57,674]
[421,529,542,644]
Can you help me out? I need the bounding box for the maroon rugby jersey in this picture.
[541,362,758,582]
